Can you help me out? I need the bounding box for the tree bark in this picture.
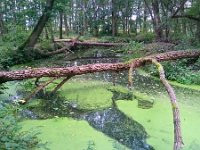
[151,0,163,40]
[112,0,117,36]
[150,59,183,150]
[59,10,63,39]
[54,40,124,47]
[63,13,69,35]
[0,12,6,35]
[0,50,199,83]
[19,0,55,50]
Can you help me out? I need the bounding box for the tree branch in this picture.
[172,15,200,22]
[149,59,184,150]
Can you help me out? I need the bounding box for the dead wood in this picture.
[0,50,199,83]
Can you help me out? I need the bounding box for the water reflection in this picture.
[83,108,154,150]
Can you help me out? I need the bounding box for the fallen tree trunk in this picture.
[54,40,124,47]
[38,46,71,57]
[0,50,199,83]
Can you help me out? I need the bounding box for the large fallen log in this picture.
[0,50,199,83]
[54,39,124,47]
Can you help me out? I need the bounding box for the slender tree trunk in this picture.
[112,0,117,36]
[64,13,68,35]
[44,27,49,40]
[19,0,55,49]
[59,10,63,39]
[82,0,87,35]
[143,3,148,32]
[151,0,163,40]
[122,16,126,34]
[0,12,5,35]
[48,21,54,41]
[196,22,200,42]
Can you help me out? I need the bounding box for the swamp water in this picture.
[0,49,200,150]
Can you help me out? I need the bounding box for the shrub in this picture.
[147,59,200,85]
[122,41,144,60]
[134,32,155,43]
[0,104,46,150]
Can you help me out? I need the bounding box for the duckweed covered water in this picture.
[1,49,200,150]
[18,74,200,150]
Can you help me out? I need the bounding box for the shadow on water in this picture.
[0,50,155,150]
[83,107,154,150]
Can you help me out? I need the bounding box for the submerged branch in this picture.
[51,76,72,94]
[23,77,56,103]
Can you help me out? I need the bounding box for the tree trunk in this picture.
[151,0,163,40]
[59,10,63,39]
[0,50,199,83]
[143,3,148,32]
[44,27,49,40]
[64,13,69,35]
[19,0,55,50]
[196,22,200,42]
[0,12,6,35]
[112,0,117,36]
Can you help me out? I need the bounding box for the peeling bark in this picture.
[0,50,199,83]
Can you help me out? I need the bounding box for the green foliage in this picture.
[134,32,155,43]
[0,84,8,94]
[0,25,30,69]
[147,59,200,85]
[97,36,133,43]
[0,104,46,150]
[122,41,144,60]
[187,1,200,16]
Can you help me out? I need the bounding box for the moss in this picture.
[108,86,130,94]
[133,91,154,109]
[108,85,154,108]
[117,91,200,150]
[108,86,133,100]
[26,99,44,109]
[22,118,129,150]
[48,79,114,111]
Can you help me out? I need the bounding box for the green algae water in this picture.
[19,74,200,150]
[1,49,200,150]
[1,72,200,150]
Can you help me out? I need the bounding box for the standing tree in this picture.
[19,0,55,50]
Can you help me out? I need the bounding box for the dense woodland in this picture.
[0,0,200,46]
[0,0,200,150]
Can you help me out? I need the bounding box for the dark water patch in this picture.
[83,108,154,150]
[22,90,154,150]
[26,91,87,119]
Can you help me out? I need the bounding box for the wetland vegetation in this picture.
[0,0,200,150]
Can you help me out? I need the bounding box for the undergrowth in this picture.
[146,58,200,85]
[0,103,47,150]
